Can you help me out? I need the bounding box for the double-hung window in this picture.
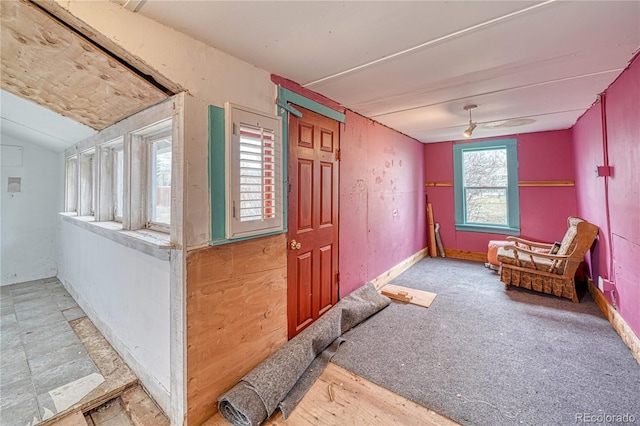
[113,146,125,222]
[65,156,78,213]
[130,119,173,232]
[225,103,282,239]
[62,100,174,238]
[147,131,172,230]
[97,138,125,222]
[453,139,520,235]
[79,150,96,217]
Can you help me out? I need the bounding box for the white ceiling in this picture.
[1,90,96,152]
[128,0,640,143]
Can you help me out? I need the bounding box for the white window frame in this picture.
[65,155,78,214]
[453,139,520,235]
[112,145,125,223]
[131,119,173,233]
[146,129,172,232]
[61,97,178,255]
[78,149,96,217]
[225,103,283,239]
[95,138,125,223]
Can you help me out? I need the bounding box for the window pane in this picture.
[150,138,171,226]
[238,125,277,222]
[65,157,77,212]
[114,149,124,219]
[80,153,94,216]
[463,149,507,187]
[465,188,507,225]
[463,148,509,225]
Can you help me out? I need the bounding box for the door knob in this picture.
[290,240,301,250]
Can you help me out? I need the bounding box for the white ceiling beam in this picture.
[302,0,557,87]
[369,68,624,119]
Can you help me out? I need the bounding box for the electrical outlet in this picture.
[598,276,604,291]
[598,276,615,292]
[597,166,613,177]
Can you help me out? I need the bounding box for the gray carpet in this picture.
[332,258,640,426]
[218,283,390,426]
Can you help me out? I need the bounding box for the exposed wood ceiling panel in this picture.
[0,0,169,131]
[33,0,183,96]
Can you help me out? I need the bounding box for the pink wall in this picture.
[340,111,426,295]
[424,130,578,253]
[572,103,610,282]
[271,75,427,297]
[573,56,640,337]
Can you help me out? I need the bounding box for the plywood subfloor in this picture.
[47,410,88,426]
[204,363,458,426]
[121,385,169,426]
[49,388,169,426]
[41,317,138,425]
[381,284,437,308]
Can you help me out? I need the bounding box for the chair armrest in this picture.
[505,236,553,249]
[500,245,571,273]
[503,246,570,260]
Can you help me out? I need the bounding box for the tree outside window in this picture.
[453,139,520,235]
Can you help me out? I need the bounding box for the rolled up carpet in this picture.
[218,282,390,426]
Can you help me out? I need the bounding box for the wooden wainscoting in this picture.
[186,234,288,425]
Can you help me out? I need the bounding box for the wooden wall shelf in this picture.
[425,181,575,188]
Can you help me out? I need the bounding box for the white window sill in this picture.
[455,223,520,236]
[60,213,176,260]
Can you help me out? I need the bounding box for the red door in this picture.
[287,106,340,338]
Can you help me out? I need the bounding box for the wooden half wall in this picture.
[186,234,288,425]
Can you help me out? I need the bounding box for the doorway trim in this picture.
[275,86,346,230]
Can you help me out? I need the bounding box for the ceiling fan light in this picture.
[462,104,478,138]
[463,122,476,138]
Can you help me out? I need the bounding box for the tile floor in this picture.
[1,277,103,425]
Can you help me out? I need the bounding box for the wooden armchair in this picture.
[497,217,599,303]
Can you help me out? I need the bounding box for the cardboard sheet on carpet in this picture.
[218,283,390,426]
[381,284,437,308]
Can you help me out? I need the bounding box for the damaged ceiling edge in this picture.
[31,0,178,97]
[33,0,183,96]
[1,0,182,131]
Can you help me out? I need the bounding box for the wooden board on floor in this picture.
[121,385,169,426]
[47,411,87,426]
[369,248,428,290]
[381,284,437,308]
[204,363,458,426]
